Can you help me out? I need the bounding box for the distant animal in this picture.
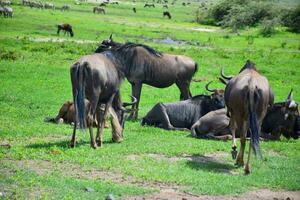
[99,2,106,6]
[61,4,70,11]
[70,54,137,148]
[22,0,30,5]
[144,3,155,7]
[132,7,136,13]
[223,60,274,174]
[182,2,185,6]
[141,82,225,131]
[57,23,74,37]
[95,34,198,120]
[93,6,105,14]
[44,2,55,9]
[0,0,11,6]
[162,4,168,8]
[110,1,118,4]
[2,6,12,17]
[163,11,171,19]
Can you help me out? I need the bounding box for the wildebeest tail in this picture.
[193,62,198,76]
[248,87,261,157]
[73,62,87,130]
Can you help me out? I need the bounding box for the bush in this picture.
[281,5,300,33]
[260,19,277,37]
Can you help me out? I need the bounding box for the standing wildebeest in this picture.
[44,2,55,9]
[141,82,225,131]
[93,6,105,14]
[144,3,155,7]
[95,35,198,120]
[163,11,171,19]
[70,54,137,148]
[223,60,274,174]
[132,7,136,13]
[2,6,12,17]
[61,4,70,11]
[57,23,74,37]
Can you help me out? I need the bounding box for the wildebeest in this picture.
[57,23,74,37]
[93,6,105,14]
[1,6,12,17]
[70,54,137,148]
[223,60,274,174]
[141,82,225,131]
[163,11,171,19]
[44,2,55,9]
[99,2,106,6]
[192,90,299,141]
[144,3,155,7]
[132,7,136,13]
[110,1,119,4]
[95,35,198,120]
[163,4,168,8]
[61,4,70,11]
[0,0,10,6]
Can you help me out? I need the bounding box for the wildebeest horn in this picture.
[286,89,293,102]
[109,33,113,40]
[220,67,232,80]
[205,81,216,92]
[123,96,137,107]
[218,77,228,85]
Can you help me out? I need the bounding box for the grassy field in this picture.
[0,0,300,199]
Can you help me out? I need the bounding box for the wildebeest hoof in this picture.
[112,137,123,143]
[58,118,64,124]
[70,143,75,148]
[90,144,97,149]
[244,166,251,174]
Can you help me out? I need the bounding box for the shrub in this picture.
[281,5,300,33]
[260,19,277,37]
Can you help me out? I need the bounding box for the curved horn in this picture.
[220,67,233,80]
[205,81,216,92]
[286,89,293,102]
[123,96,137,107]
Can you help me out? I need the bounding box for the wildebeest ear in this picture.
[286,89,293,102]
[109,34,113,40]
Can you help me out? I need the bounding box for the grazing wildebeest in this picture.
[57,23,74,37]
[163,11,171,19]
[0,6,5,16]
[2,6,12,17]
[95,35,198,120]
[141,82,225,131]
[144,3,155,7]
[223,60,274,174]
[93,6,105,14]
[61,4,70,11]
[70,54,137,148]
[44,2,55,9]
[132,7,136,13]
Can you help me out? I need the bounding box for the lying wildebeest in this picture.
[141,82,224,131]
[70,54,137,148]
[163,11,171,19]
[57,23,74,37]
[44,2,55,9]
[93,6,105,14]
[132,7,136,13]
[223,60,274,174]
[95,34,198,120]
[61,4,70,11]
[192,92,299,141]
[144,3,155,7]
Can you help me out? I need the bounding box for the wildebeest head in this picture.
[55,101,73,123]
[205,81,225,109]
[114,96,138,129]
[281,89,299,139]
[95,34,120,53]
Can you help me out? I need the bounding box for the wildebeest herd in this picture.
[45,34,299,174]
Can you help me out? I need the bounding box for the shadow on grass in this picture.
[185,154,237,175]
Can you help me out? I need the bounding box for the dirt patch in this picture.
[191,27,220,33]
[28,37,97,44]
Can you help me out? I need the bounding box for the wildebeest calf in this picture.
[57,23,74,37]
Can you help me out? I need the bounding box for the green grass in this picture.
[0,0,300,198]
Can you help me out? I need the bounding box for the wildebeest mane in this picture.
[115,42,162,57]
[239,60,257,73]
[188,94,211,105]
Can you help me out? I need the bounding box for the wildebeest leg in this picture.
[176,81,191,100]
[129,82,142,120]
[95,104,110,147]
[245,140,252,174]
[57,27,60,35]
[87,98,98,149]
[236,123,246,166]
[70,119,77,148]
[230,120,238,159]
